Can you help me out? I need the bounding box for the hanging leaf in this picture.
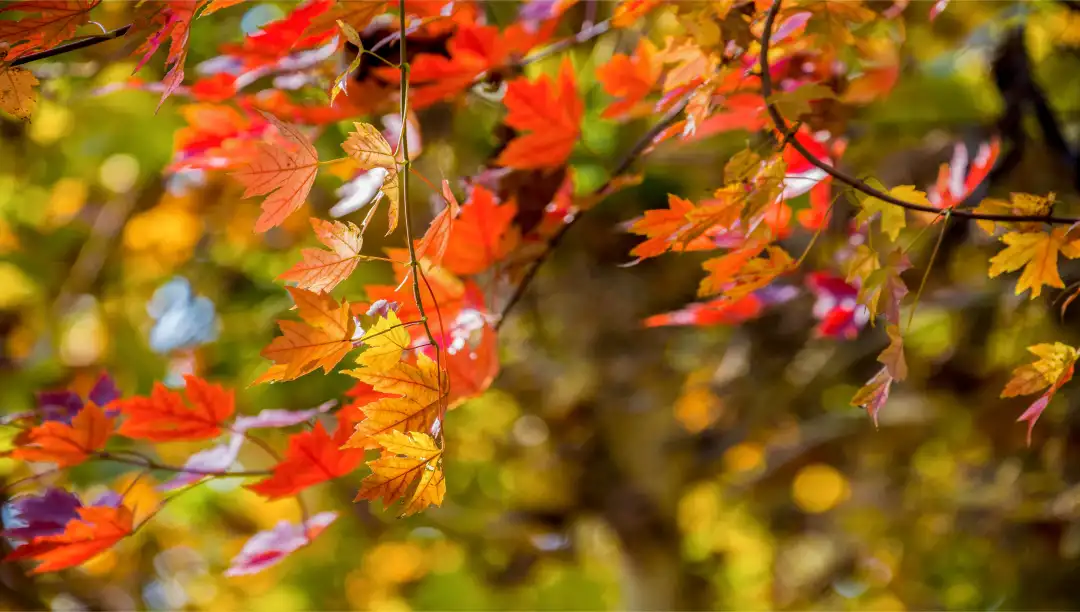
[247,421,363,499]
[988,227,1080,299]
[232,113,320,233]
[356,430,445,516]
[279,218,372,292]
[257,287,356,383]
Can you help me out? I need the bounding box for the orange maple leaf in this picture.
[629,193,740,260]
[279,218,370,292]
[356,430,444,516]
[5,505,133,574]
[597,38,661,120]
[698,245,793,299]
[247,420,363,499]
[112,375,234,442]
[232,112,319,233]
[258,286,356,383]
[0,1,100,61]
[379,22,556,109]
[415,180,460,267]
[495,58,583,170]
[12,402,113,468]
[441,185,518,276]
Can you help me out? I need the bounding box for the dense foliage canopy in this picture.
[4,0,1080,609]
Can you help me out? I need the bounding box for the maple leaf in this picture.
[1002,343,1078,445]
[0,68,38,120]
[342,122,401,234]
[415,181,460,266]
[441,185,518,276]
[232,113,319,233]
[224,512,338,577]
[698,245,792,299]
[629,192,740,260]
[343,354,443,450]
[129,0,200,110]
[643,294,772,328]
[12,402,112,468]
[112,375,234,442]
[279,218,372,292]
[389,20,553,109]
[974,191,1051,236]
[356,430,445,516]
[854,248,910,325]
[988,227,1080,299]
[878,325,908,381]
[0,0,100,61]
[856,183,928,242]
[612,0,662,27]
[258,287,356,383]
[4,505,133,574]
[597,38,661,120]
[495,58,583,170]
[355,310,413,371]
[1002,343,1078,399]
[247,421,363,499]
[1,489,83,540]
[851,367,893,428]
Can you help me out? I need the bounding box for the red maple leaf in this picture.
[113,375,234,442]
[495,58,582,170]
[246,420,364,499]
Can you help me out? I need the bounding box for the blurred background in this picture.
[5,0,1080,609]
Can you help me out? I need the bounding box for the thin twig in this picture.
[757,0,1080,226]
[10,25,132,67]
[495,95,692,330]
[95,451,271,477]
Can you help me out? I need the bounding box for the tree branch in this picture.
[9,25,132,67]
[495,95,691,330]
[95,451,271,477]
[757,0,1080,226]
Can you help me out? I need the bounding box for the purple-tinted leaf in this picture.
[1,489,82,540]
[159,435,245,492]
[88,373,121,408]
[224,512,337,577]
[92,491,123,508]
[232,401,335,433]
[35,391,83,424]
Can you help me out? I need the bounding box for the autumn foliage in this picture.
[6,0,1080,597]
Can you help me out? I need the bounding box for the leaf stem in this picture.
[906,211,951,332]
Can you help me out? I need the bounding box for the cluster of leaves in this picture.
[5,0,1080,585]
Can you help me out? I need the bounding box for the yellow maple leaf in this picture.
[356,430,444,516]
[856,183,929,242]
[343,355,444,450]
[988,227,1080,298]
[342,122,401,234]
[0,67,38,120]
[1002,342,1079,398]
[354,311,412,372]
